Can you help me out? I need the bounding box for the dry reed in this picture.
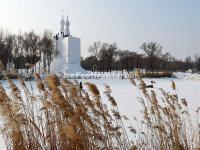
[0,72,198,150]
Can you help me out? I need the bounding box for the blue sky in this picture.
[0,0,199,59]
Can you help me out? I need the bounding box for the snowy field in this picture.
[0,77,199,149]
[79,78,200,124]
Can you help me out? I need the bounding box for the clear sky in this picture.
[0,0,199,59]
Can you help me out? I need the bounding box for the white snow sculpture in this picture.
[50,15,87,76]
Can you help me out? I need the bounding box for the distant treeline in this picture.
[0,29,56,73]
[0,29,199,74]
[81,41,200,72]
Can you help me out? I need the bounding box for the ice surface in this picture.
[0,77,199,148]
[79,78,200,119]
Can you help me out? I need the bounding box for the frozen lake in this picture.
[79,78,200,116]
[79,78,200,141]
[0,77,200,149]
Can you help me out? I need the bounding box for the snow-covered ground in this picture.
[174,72,200,80]
[79,77,200,141]
[79,77,200,121]
[0,76,199,149]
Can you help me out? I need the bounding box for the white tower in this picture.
[65,16,70,37]
[60,14,65,34]
[50,14,87,76]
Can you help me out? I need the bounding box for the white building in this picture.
[50,15,87,76]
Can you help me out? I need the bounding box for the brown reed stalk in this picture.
[0,72,198,150]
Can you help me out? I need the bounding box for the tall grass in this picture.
[0,73,130,150]
[129,72,200,150]
[0,72,199,150]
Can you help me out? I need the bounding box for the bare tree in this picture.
[140,42,162,71]
[0,30,14,70]
[22,31,39,74]
[88,41,101,70]
[185,56,193,70]
[12,33,24,70]
[194,54,200,71]
[98,43,117,71]
[88,41,101,57]
[40,30,55,73]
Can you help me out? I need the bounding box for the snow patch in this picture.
[174,72,200,81]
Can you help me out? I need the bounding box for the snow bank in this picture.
[185,73,200,80]
[174,72,200,81]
